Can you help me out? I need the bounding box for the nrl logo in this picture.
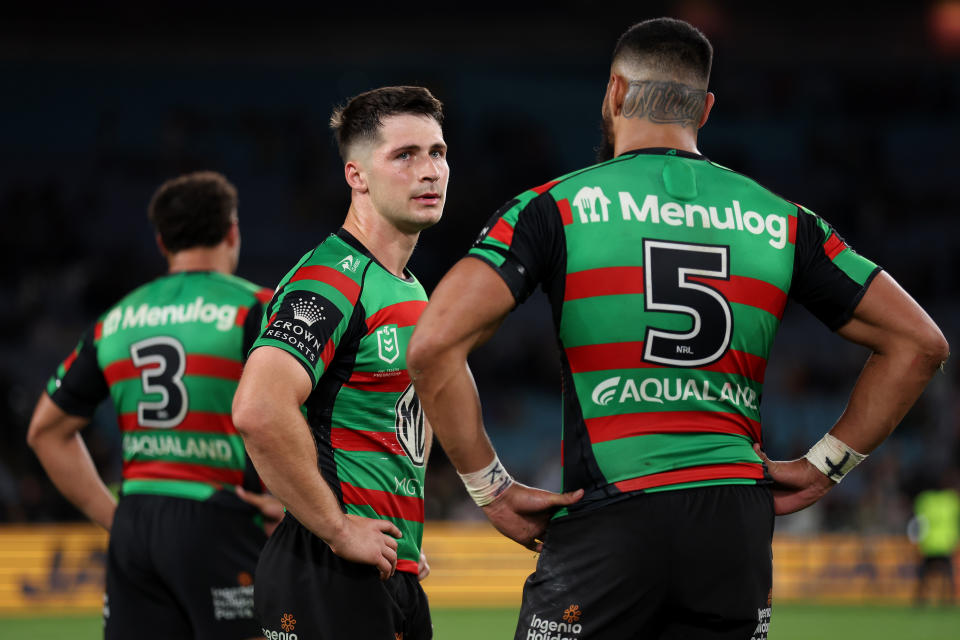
[338,255,360,272]
[376,325,400,364]
[394,383,425,466]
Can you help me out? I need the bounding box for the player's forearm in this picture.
[410,354,496,474]
[831,341,946,454]
[233,401,348,542]
[29,431,116,530]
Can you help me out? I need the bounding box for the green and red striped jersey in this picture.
[250,229,428,575]
[468,148,880,514]
[47,271,273,502]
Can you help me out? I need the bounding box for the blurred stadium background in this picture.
[1,1,959,637]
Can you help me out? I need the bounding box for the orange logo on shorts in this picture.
[236,571,253,586]
[395,633,404,640]
[563,605,581,623]
[280,613,296,631]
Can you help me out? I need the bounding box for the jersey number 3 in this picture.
[642,239,732,367]
[130,336,188,428]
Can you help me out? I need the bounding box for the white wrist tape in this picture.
[458,455,515,507]
[804,433,867,483]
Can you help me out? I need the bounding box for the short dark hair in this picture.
[147,171,238,253]
[612,18,713,85]
[330,86,444,161]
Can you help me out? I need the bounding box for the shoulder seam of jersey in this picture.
[534,154,640,195]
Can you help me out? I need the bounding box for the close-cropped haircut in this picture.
[147,171,238,254]
[329,86,444,161]
[612,17,713,86]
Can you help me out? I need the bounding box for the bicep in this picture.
[836,271,945,355]
[236,346,314,413]
[27,393,90,445]
[412,257,515,361]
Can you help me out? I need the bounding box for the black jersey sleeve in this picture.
[467,191,566,305]
[790,206,882,330]
[241,299,266,360]
[46,325,109,418]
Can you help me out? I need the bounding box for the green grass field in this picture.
[2,605,960,639]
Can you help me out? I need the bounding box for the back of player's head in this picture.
[612,17,713,88]
[148,171,238,253]
[330,86,444,161]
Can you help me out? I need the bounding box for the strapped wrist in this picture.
[804,433,866,483]
[458,455,515,506]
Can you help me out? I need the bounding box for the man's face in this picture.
[362,114,449,233]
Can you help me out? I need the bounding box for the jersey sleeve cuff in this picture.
[829,265,883,331]
[248,341,319,388]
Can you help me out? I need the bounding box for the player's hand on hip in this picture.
[417,550,430,581]
[482,483,584,552]
[327,514,402,581]
[235,486,285,537]
[753,443,834,515]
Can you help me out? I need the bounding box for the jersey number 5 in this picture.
[130,336,188,428]
[642,239,732,367]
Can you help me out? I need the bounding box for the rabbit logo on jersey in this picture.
[395,383,425,466]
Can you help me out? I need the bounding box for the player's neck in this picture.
[166,246,234,275]
[613,122,701,157]
[342,204,418,279]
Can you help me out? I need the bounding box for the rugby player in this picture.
[407,17,949,639]
[232,86,447,640]
[28,171,277,640]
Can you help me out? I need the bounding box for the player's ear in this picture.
[344,160,368,193]
[699,92,715,129]
[224,219,240,248]
[155,233,170,258]
[607,72,629,117]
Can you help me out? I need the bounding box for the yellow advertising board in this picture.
[0,523,955,615]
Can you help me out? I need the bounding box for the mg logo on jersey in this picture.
[338,254,360,272]
[591,377,621,405]
[395,383,425,467]
[572,186,612,223]
[376,325,400,364]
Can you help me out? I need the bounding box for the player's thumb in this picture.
[752,443,772,465]
[553,488,584,507]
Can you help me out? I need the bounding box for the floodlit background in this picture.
[0,0,958,625]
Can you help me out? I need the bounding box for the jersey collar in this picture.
[619,147,707,161]
[335,227,416,283]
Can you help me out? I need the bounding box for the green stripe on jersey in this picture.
[333,387,401,432]
[344,504,423,563]
[121,432,246,469]
[122,479,217,501]
[833,249,878,285]
[335,450,421,491]
[108,376,237,415]
[561,295,779,355]
[592,432,759,485]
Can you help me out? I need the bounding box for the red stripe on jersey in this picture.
[255,288,274,303]
[62,347,80,374]
[586,410,761,443]
[94,322,103,341]
[331,427,404,455]
[823,232,846,260]
[396,559,418,575]
[557,199,573,226]
[705,275,787,319]
[122,460,244,486]
[788,214,797,245]
[565,342,767,383]
[104,355,243,385]
[289,265,361,305]
[119,412,238,434]
[565,267,644,301]
[531,180,559,195]
[365,300,427,335]
[488,218,515,247]
[345,371,411,393]
[614,462,764,493]
[341,481,423,522]
[318,338,336,370]
[235,306,249,327]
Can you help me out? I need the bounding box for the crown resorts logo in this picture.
[291,297,325,326]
